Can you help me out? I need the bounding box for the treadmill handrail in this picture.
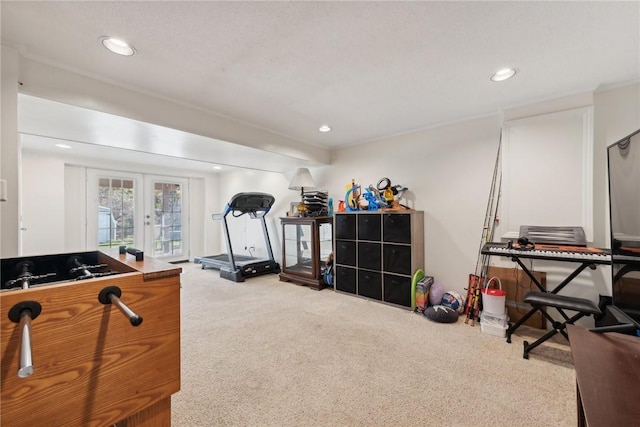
[226,192,275,214]
[212,192,275,220]
[212,207,270,220]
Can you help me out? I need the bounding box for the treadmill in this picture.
[194,192,281,282]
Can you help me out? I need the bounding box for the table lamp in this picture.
[288,167,315,216]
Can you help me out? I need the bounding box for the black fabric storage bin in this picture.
[358,242,381,271]
[335,240,356,266]
[383,213,411,244]
[335,266,357,294]
[383,244,411,275]
[335,215,356,240]
[384,273,412,307]
[358,214,381,241]
[358,270,382,300]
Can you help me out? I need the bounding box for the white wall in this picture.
[1,45,20,258]
[64,164,85,252]
[500,106,594,241]
[189,177,205,258]
[20,148,217,261]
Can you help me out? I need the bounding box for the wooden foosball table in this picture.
[1,250,181,426]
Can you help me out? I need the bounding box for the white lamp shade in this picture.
[288,168,315,191]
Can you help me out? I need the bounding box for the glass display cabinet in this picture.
[279,216,333,290]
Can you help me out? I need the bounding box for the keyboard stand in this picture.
[505,256,598,344]
[510,255,594,294]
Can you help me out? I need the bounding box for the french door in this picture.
[87,170,189,262]
[144,175,189,262]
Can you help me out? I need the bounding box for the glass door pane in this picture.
[97,177,136,248]
[284,222,313,276]
[319,221,333,265]
[152,182,182,257]
[145,176,189,262]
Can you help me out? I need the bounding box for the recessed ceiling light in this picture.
[55,143,71,149]
[319,125,332,132]
[213,165,222,170]
[490,68,517,82]
[100,36,136,56]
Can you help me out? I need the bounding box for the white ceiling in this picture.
[2,1,639,168]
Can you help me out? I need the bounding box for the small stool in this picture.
[519,291,601,359]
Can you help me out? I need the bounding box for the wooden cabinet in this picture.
[279,216,333,290]
[334,211,424,308]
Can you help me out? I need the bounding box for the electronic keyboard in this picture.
[482,242,611,264]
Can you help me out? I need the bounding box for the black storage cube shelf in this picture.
[333,211,424,309]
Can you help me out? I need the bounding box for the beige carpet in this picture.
[172,262,575,426]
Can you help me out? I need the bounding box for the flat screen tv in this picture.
[603,128,640,334]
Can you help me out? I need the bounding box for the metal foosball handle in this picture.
[68,256,110,280]
[4,260,56,290]
[8,301,42,378]
[98,286,143,327]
